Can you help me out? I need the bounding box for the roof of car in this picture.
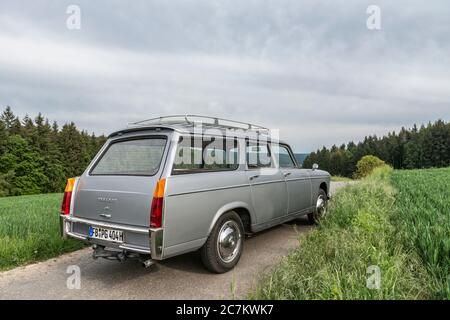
[109,115,286,144]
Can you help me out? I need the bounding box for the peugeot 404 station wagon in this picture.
[60,115,330,273]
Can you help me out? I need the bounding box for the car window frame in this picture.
[245,139,274,170]
[89,135,168,177]
[171,135,240,175]
[273,143,299,169]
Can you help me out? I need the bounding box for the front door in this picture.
[245,142,288,224]
[272,144,312,214]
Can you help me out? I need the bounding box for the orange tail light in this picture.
[61,177,76,215]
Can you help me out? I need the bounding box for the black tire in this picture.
[308,189,328,225]
[200,211,244,273]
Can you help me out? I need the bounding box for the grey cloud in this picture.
[0,0,449,151]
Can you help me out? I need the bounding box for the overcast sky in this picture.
[0,1,449,152]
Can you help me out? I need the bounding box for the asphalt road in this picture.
[0,182,347,300]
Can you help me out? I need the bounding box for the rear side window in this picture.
[246,142,272,169]
[172,137,239,174]
[91,138,167,176]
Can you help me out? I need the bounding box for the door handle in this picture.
[249,175,260,180]
[284,172,292,177]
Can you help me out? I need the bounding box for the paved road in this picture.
[0,182,346,300]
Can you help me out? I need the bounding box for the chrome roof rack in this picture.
[128,115,270,133]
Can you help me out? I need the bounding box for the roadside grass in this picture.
[0,193,85,271]
[251,166,441,299]
[331,176,354,182]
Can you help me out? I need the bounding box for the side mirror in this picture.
[312,163,319,170]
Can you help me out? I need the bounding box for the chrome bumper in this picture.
[60,215,164,260]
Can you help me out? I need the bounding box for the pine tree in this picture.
[0,120,7,155]
[58,122,85,177]
[10,117,22,135]
[0,106,16,130]
[21,114,36,145]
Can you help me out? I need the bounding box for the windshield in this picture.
[90,137,167,176]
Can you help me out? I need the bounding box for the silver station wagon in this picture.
[60,115,330,273]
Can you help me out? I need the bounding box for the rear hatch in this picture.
[73,134,170,227]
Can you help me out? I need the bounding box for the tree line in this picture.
[0,106,107,196]
[303,119,450,177]
[1,105,449,195]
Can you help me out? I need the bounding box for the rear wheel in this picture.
[200,211,244,273]
[308,189,328,224]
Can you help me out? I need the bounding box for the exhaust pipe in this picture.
[93,245,155,268]
[141,258,155,268]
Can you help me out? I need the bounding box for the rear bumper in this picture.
[60,215,164,260]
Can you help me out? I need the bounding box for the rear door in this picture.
[73,134,170,227]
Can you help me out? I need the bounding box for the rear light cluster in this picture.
[150,178,166,228]
[61,177,77,215]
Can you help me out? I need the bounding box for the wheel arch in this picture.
[310,176,331,203]
[207,202,254,236]
[319,181,328,195]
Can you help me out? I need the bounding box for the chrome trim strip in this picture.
[251,179,285,186]
[62,215,149,234]
[285,177,310,182]
[80,189,148,195]
[310,176,329,180]
[167,184,249,197]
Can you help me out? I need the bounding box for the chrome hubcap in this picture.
[217,220,241,263]
[315,195,327,220]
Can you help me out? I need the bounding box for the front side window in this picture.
[91,138,167,176]
[272,145,296,168]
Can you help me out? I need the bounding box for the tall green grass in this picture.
[0,193,85,271]
[251,166,441,299]
[391,168,450,299]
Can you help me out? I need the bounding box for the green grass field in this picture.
[252,166,450,299]
[0,193,85,271]
[391,168,450,298]
[0,168,449,300]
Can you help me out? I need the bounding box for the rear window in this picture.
[90,138,167,176]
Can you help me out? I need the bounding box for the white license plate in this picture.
[88,226,124,243]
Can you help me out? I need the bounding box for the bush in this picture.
[354,155,385,179]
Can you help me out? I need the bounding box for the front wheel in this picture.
[308,189,328,224]
[200,211,244,273]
